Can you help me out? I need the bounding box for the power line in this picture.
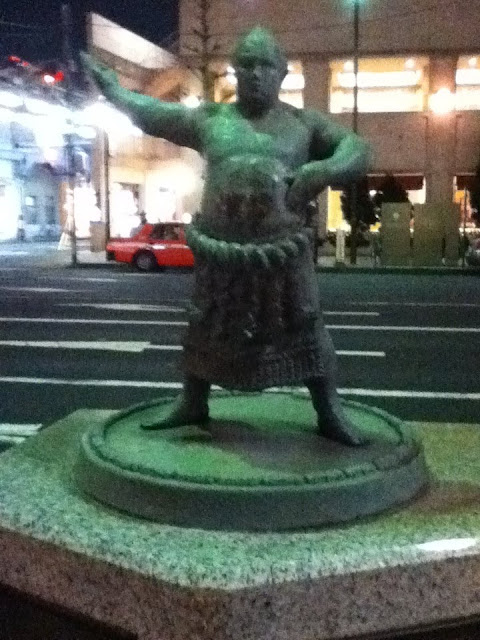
[0,19,48,32]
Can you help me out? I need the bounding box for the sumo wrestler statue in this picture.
[83,27,371,446]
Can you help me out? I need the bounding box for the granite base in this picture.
[0,410,480,640]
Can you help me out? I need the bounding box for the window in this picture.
[45,195,57,225]
[25,195,38,224]
[329,57,429,113]
[456,56,480,110]
[150,224,182,241]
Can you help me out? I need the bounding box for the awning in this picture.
[456,174,476,190]
[367,174,424,191]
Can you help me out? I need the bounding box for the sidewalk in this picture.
[0,240,113,269]
[1,239,478,274]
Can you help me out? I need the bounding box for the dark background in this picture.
[0,0,178,62]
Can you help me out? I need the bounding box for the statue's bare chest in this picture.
[202,106,311,168]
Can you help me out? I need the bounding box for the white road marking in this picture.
[58,303,186,313]
[327,324,480,333]
[352,301,480,309]
[0,251,29,256]
[324,312,380,317]
[46,277,118,283]
[0,376,185,389]
[0,340,151,353]
[0,317,188,326]
[337,388,480,400]
[147,344,184,351]
[0,436,25,445]
[0,287,88,293]
[336,350,385,357]
[0,377,479,401]
[0,424,42,436]
[0,340,382,357]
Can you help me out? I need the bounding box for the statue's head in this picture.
[232,27,288,111]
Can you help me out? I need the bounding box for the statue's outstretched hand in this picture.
[80,52,120,100]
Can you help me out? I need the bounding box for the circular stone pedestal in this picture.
[74,392,428,531]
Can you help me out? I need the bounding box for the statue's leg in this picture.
[305,330,367,446]
[141,375,210,431]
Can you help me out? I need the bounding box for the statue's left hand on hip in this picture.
[286,164,327,214]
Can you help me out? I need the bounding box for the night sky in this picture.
[0,0,178,62]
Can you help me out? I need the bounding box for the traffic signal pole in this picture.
[61,3,78,266]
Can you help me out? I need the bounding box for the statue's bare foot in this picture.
[317,403,368,447]
[141,402,209,431]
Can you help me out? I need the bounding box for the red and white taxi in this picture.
[106,223,194,271]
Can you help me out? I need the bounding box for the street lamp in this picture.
[349,0,360,264]
[352,0,360,136]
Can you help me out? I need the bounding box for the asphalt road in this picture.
[0,262,479,446]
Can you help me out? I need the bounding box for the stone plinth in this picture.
[1,410,480,640]
[74,393,428,530]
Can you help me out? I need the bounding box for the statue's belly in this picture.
[199,154,299,242]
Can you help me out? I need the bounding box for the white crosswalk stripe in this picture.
[0,423,43,448]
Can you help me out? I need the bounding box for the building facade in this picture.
[179,0,480,232]
[87,13,205,239]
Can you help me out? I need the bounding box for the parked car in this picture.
[465,237,480,267]
[106,222,194,271]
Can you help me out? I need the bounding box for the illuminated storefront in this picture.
[329,57,429,114]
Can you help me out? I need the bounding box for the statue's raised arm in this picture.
[81,52,202,151]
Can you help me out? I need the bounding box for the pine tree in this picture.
[179,0,220,102]
[372,173,410,210]
[340,177,377,227]
[470,159,480,227]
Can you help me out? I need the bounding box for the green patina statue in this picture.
[83,27,372,446]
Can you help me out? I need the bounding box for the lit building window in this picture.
[215,61,304,108]
[329,57,429,113]
[456,55,480,110]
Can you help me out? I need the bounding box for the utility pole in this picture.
[103,130,111,257]
[61,3,78,266]
[350,0,360,265]
[198,0,215,101]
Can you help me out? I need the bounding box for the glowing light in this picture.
[43,74,56,85]
[281,73,305,91]
[75,125,97,140]
[0,91,23,109]
[182,212,192,224]
[338,70,421,88]
[0,108,12,122]
[82,100,141,138]
[24,97,68,118]
[429,87,455,114]
[456,68,480,85]
[468,57,478,68]
[405,58,415,69]
[182,95,201,108]
[344,60,354,72]
[416,537,479,553]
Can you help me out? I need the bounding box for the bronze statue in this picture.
[83,26,371,446]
